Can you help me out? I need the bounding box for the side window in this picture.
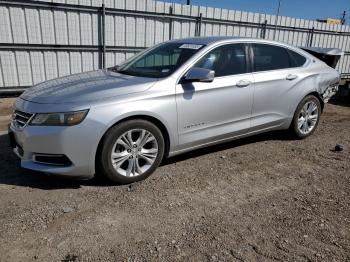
[288,50,307,67]
[252,44,291,72]
[194,44,247,77]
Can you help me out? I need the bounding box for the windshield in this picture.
[113,42,205,78]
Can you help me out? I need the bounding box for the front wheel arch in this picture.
[95,115,170,175]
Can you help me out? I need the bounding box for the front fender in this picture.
[90,97,178,154]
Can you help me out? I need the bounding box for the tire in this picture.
[98,119,165,184]
[290,95,322,139]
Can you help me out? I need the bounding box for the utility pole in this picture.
[341,10,346,25]
[273,0,281,40]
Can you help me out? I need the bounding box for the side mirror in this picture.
[181,67,215,83]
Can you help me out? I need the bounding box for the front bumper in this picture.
[8,117,101,179]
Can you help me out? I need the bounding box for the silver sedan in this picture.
[9,37,340,183]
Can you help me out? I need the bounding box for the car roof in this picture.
[169,36,290,47]
[168,36,311,56]
[169,36,242,45]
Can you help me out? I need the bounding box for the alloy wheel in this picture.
[110,129,158,177]
[297,101,319,135]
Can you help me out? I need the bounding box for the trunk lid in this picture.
[300,47,344,68]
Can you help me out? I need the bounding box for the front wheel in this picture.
[98,120,165,184]
[291,95,321,139]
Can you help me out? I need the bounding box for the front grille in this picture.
[13,110,34,128]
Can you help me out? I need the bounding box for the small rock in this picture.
[62,254,78,262]
[62,207,73,213]
[334,144,344,152]
[303,235,308,238]
[57,241,65,249]
[220,156,226,159]
[171,240,176,244]
[127,184,134,192]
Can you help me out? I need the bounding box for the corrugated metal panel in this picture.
[30,52,46,85]
[1,51,19,86]
[81,52,93,71]
[70,52,82,74]
[44,52,58,80]
[10,7,28,43]
[0,56,4,87]
[40,9,56,44]
[0,0,349,90]
[57,52,70,77]
[25,8,42,44]
[105,52,114,67]
[0,6,12,43]
[54,10,68,45]
[16,51,32,86]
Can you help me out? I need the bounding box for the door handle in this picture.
[236,79,251,87]
[286,74,297,81]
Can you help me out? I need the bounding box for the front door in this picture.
[176,43,254,147]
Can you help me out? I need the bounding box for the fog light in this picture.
[33,154,72,166]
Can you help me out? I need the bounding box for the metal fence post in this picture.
[308,27,315,47]
[196,13,202,37]
[169,6,173,40]
[101,3,106,69]
[260,20,267,39]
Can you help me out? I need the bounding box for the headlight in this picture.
[29,110,89,126]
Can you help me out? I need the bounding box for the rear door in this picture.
[250,43,307,129]
[176,43,254,147]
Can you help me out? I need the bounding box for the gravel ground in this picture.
[0,97,349,262]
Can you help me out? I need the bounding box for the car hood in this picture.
[20,70,158,104]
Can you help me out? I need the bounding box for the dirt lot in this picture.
[0,97,349,262]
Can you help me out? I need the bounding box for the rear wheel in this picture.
[98,120,165,184]
[291,95,321,139]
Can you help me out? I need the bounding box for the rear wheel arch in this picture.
[293,91,324,116]
[306,91,324,112]
[290,94,322,138]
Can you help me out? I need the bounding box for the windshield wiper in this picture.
[116,69,135,76]
[116,69,162,78]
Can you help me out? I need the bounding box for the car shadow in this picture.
[329,86,350,107]
[162,130,293,165]
[329,98,350,108]
[0,130,294,190]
